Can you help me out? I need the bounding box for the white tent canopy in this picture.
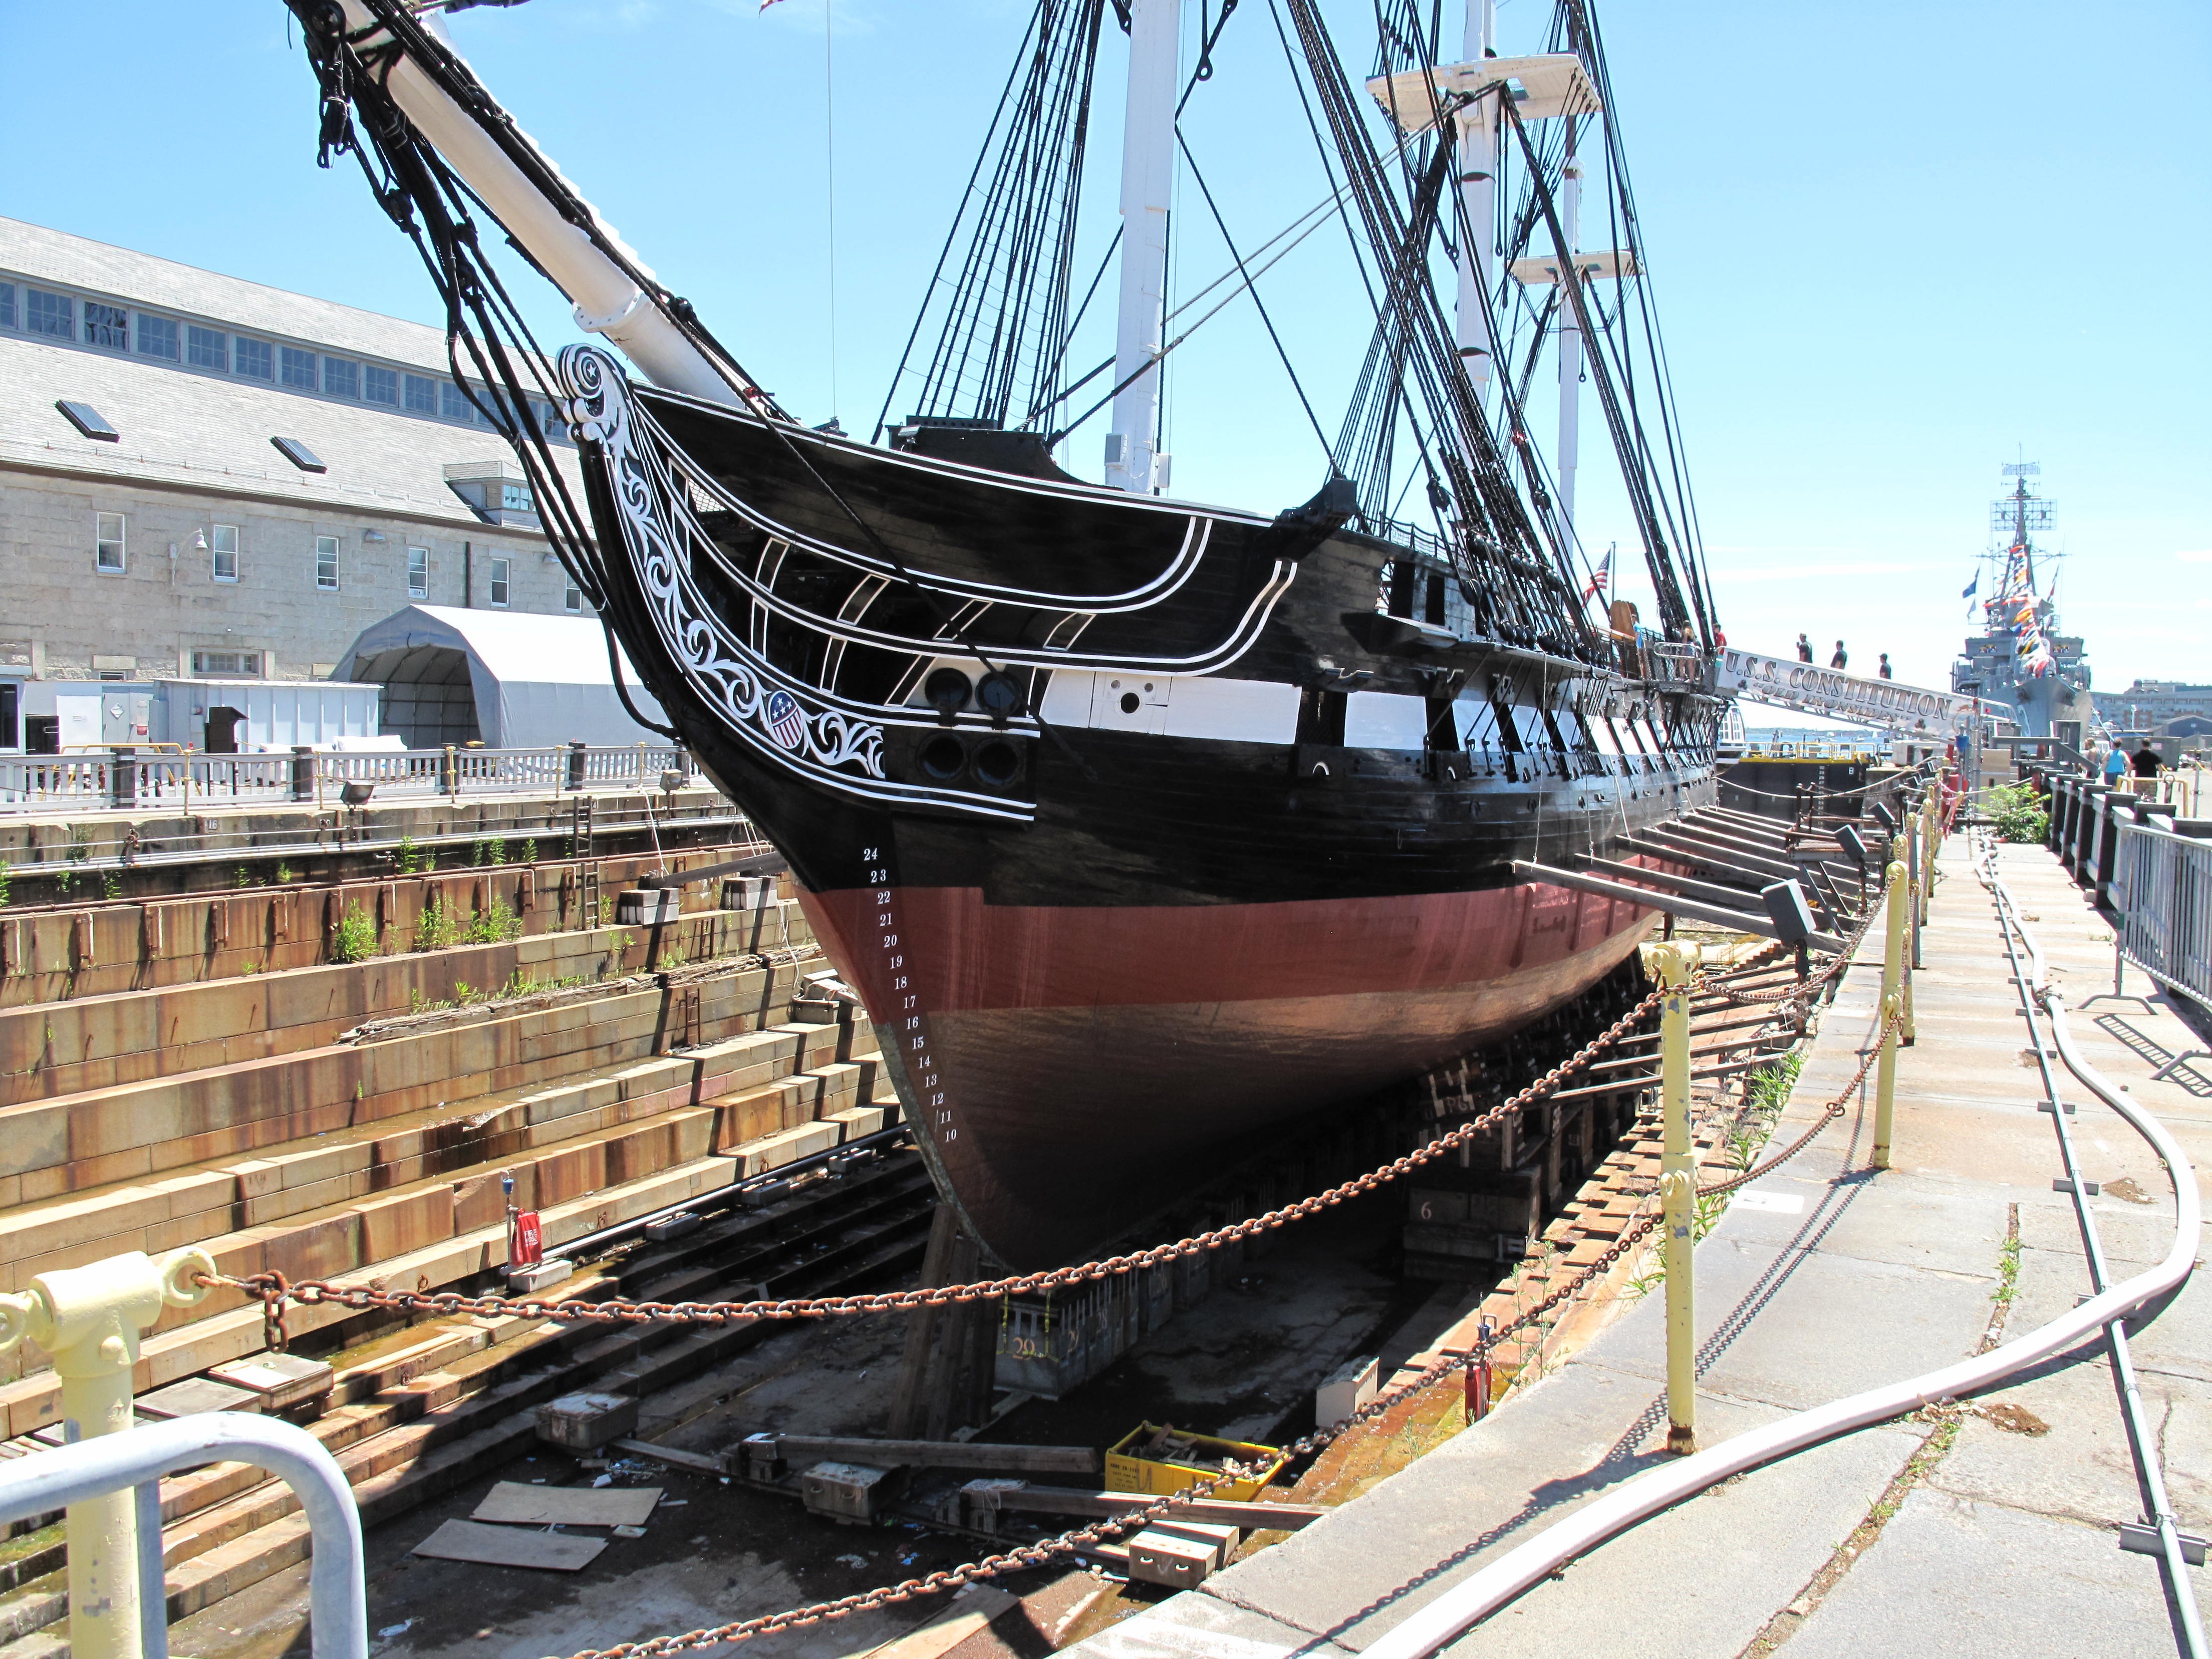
[340,606,670,749]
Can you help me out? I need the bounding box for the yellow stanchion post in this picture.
[1872,860,1908,1170]
[0,1249,216,1659]
[1652,941,1698,1454]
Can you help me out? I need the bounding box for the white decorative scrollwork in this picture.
[559,346,889,787]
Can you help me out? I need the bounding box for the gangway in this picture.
[1714,647,1982,737]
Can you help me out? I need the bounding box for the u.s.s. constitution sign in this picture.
[1714,649,1982,735]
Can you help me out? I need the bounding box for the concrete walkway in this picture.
[1067,836,2212,1659]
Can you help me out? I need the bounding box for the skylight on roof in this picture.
[271,436,327,473]
[56,400,119,442]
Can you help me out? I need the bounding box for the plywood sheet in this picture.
[471,1481,662,1528]
[411,1518,606,1572]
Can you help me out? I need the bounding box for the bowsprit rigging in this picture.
[285,0,1734,1271]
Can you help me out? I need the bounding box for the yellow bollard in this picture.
[0,1249,215,1659]
[1872,860,1908,1171]
[1651,941,1698,1455]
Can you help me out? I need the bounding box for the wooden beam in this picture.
[1628,832,1796,898]
[764,1435,1100,1475]
[1516,860,1844,954]
[1515,859,1777,938]
[1580,857,1766,913]
[1652,823,1806,878]
[976,1485,1327,1529]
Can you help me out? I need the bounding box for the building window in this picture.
[27,289,73,339]
[404,374,436,414]
[315,534,339,592]
[0,283,14,329]
[236,338,273,380]
[136,314,178,361]
[323,357,359,399]
[500,482,534,513]
[407,545,429,599]
[211,523,239,582]
[488,556,511,608]
[191,650,262,677]
[84,302,129,349]
[96,512,125,574]
[564,581,583,614]
[187,325,226,370]
[441,381,475,422]
[364,365,399,406]
[280,347,317,390]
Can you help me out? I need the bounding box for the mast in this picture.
[1454,0,1500,399]
[1552,116,1583,548]
[1104,0,1182,494]
[323,2,745,408]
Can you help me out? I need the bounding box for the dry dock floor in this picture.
[1067,836,2212,1659]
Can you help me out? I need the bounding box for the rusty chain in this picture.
[208,949,1811,1338]
[527,1199,1669,1659]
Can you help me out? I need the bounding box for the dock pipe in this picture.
[1361,861,2202,1659]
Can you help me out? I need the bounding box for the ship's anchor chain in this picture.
[201,919,1891,1346]
[480,991,1889,1659]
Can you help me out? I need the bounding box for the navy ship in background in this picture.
[286,0,1727,1270]
[1954,462,2094,751]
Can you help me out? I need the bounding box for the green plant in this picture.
[0,864,11,906]
[331,904,379,964]
[453,979,476,1004]
[468,837,487,867]
[461,901,522,945]
[275,863,294,884]
[102,873,121,901]
[1983,781,2049,844]
[521,838,538,865]
[596,894,615,929]
[487,836,508,867]
[394,835,432,875]
[414,900,458,952]
[235,866,253,889]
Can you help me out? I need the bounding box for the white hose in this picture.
[1362,851,2201,1659]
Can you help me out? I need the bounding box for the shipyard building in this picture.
[0,216,606,750]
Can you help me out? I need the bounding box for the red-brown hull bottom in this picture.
[800,880,1658,1269]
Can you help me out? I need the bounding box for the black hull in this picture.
[557,349,1721,1266]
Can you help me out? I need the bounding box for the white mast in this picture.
[1453,0,1499,399]
[1103,0,1182,495]
[1552,118,1582,548]
[331,2,744,408]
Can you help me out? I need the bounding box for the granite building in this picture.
[0,215,596,747]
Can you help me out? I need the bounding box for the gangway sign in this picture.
[1714,649,1981,736]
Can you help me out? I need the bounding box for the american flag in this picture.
[1581,548,1611,603]
[765,690,807,752]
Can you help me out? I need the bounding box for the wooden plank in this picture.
[987,1486,1326,1529]
[851,1586,1017,1659]
[471,1481,662,1528]
[771,1435,1097,1474]
[411,1518,606,1572]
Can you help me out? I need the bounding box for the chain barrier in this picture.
[519,992,1888,1659]
[195,925,1886,1659]
[521,1200,1669,1659]
[204,948,1822,1341]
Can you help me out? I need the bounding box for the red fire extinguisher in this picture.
[503,1171,543,1267]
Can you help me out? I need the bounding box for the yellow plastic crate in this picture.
[1104,1422,1287,1503]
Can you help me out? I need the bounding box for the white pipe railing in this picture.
[0,1414,367,1659]
[1358,851,2202,1659]
[0,745,702,813]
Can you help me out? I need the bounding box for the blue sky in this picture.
[4,0,2205,693]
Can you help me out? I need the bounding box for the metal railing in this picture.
[0,743,701,814]
[0,1414,366,1659]
[2112,814,2212,1009]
